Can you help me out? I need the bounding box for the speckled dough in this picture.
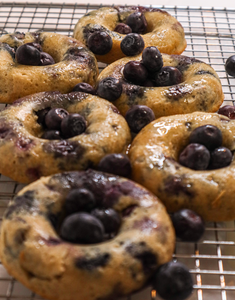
[0,32,98,103]
[0,170,175,300]
[129,112,235,222]
[0,91,131,183]
[73,6,187,64]
[97,54,224,118]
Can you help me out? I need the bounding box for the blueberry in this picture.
[171,209,205,242]
[218,105,235,119]
[155,66,183,86]
[225,55,235,76]
[142,46,163,73]
[123,61,148,85]
[61,113,87,139]
[125,105,155,133]
[114,23,132,34]
[41,130,61,140]
[97,77,122,102]
[98,153,132,178]
[143,79,155,87]
[16,43,41,66]
[126,12,147,34]
[87,31,112,55]
[36,107,50,126]
[45,108,69,130]
[152,261,193,300]
[179,143,210,170]
[72,82,96,94]
[60,212,104,244]
[189,125,222,151]
[209,146,233,169]
[120,33,145,56]
[91,208,121,234]
[26,42,43,52]
[40,52,55,66]
[65,188,96,215]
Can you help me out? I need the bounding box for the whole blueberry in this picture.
[91,208,121,234]
[61,113,87,139]
[171,209,205,242]
[36,107,50,126]
[40,52,55,66]
[65,188,96,215]
[98,153,132,178]
[60,212,104,244]
[45,108,69,130]
[125,105,155,133]
[218,105,235,119]
[209,146,233,169]
[152,261,193,300]
[189,125,222,151]
[97,77,122,102]
[225,55,235,76]
[41,130,61,140]
[16,43,41,66]
[126,12,147,34]
[120,33,145,56]
[154,66,183,86]
[123,61,148,85]
[114,23,132,34]
[179,143,210,170]
[87,31,113,55]
[72,82,96,94]
[142,46,163,73]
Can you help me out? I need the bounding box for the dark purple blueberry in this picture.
[171,209,205,242]
[36,107,50,126]
[125,105,155,133]
[97,153,132,178]
[123,61,148,85]
[91,208,121,234]
[142,46,163,73]
[179,143,210,170]
[189,125,222,151]
[41,130,61,140]
[65,188,96,215]
[40,52,55,66]
[209,146,233,169]
[61,113,87,139]
[26,42,43,52]
[87,31,112,55]
[16,43,41,66]
[225,55,235,76]
[143,79,155,87]
[97,77,122,102]
[218,105,235,119]
[114,23,132,34]
[60,212,104,244]
[152,261,193,300]
[154,66,183,87]
[120,33,145,56]
[126,12,147,34]
[45,108,69,130]
[72,82,96,94]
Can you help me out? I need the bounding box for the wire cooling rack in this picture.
[1,3,235,300]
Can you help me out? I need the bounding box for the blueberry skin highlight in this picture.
[120,33,145,56]
[114,23,132,34]
[87,31,113,55]
[123,61,148,85]
[97,77,122,102]
[154,66,183,87]
[142,46,163,73]
[209,146,233,169]
[61,113,87,139]
[16,44,41,66]
[218,105,235,119]
[125,12,147,34]
[225,55,235,77]
[45,108,69,130]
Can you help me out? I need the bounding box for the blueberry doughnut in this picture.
[0,91,131,183]
[97,54,224,118]
[0,32,98,103]
[0,169,175,300]
[73,6,187,64]
[129,112,235,221]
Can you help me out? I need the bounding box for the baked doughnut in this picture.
[0,169,175,300]
[97,54,224,118]
[0,32,98,103]
[129,112,235,222]
[0,91,131,183]
[73,6,187,64]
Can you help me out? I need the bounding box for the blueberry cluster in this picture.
[15,42,55,66]
[59,187,121,244]
[114,12,147,35]
[179,124,233,170]
[36,107,87,140]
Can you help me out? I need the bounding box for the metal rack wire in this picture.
[0,3,235,300]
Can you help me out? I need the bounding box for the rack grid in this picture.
[0,3,235,300]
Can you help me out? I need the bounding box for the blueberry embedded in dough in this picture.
[75,253,110,271]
